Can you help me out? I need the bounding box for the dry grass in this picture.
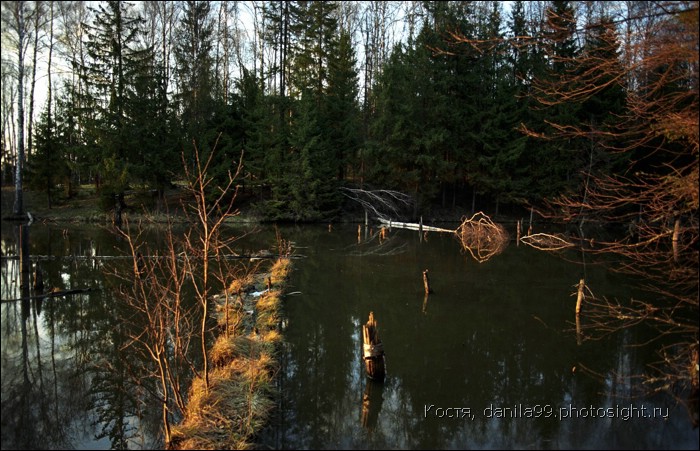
[228,273,255,294]
[256,290,280,312]
[270,258,291,285]
[210,338,239,368]
[170,257,290,450]
[171,363,274,450]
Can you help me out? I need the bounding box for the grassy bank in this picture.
[1,185,263,224]
[169,257,291,450]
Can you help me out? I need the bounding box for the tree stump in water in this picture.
[423,269,433,295]
[362,312,385,380]
[576,279,585,316]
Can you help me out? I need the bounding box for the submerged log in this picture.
[520,233,574,251]
[672,217,680,262]
[377,217,453,233]
[1,287,98,304]
[362,312,386,380]
[377,213,509,263]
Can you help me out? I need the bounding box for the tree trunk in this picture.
[27,3,42,160]
[14,2,27,218]
[46,1,55,209]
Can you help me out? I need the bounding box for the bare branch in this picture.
[340,187,413,221]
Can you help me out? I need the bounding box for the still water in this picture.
[1,221,698,449]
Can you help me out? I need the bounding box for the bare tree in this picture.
[26,0,49,160]
[441,0,697,422]
[113,142,245,445]
[340,186,414,224]
[141,0,178,88]
[54,0,89,187]
[114,222,195,445]
[180,141,244,393]
[527,2,698,416]
[1,0,38,218]
[1,58,18,186]
[360,1,400,109]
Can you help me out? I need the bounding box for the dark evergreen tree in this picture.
[174,0,247,206]
[288,1,339,99]
[577,16,627,130]
[126,52,178,206]
[368,2,491,216]
[27,107,67,208]
[287,92,339,220]
[253,1,347,220]
[575,14,628,182]
[262,1,292,99]
[502,0,536,208]
[325,30,361,182]
[173,0,215,149]
[236,69,269,189]
[524,0,583,201]
[79,0,154,207]
[470,2,530,214]
[367,43,421,197]
[57,82,93,197]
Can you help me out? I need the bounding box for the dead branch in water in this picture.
[376,212,509,262]
[376,217,453,233]
[455,212,509,263]
[520,233,575,251]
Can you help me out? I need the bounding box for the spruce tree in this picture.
[79,0,154,207]
[522,0,582,201]
[173,0,215,148]
[126,53,177,203]
[28,108,66,208]
[325,31,361,182]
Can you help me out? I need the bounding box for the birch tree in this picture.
[1,0,36,218]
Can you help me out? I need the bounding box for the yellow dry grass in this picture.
[256,291,280,312]
[270,258,291,285]
[169,256,290,450]
[228,273,255,294]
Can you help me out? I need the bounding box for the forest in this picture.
[1,0,695,222]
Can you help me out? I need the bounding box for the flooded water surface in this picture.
[1,222,698,449]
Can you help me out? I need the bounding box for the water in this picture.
[1,222,698,449]
[262,223,699,450]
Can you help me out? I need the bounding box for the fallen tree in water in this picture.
[0,287,98,304]
[378,212,509,263]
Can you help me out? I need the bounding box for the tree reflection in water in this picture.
[1,224,163,450]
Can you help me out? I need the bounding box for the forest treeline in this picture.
[1,1,697,221]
